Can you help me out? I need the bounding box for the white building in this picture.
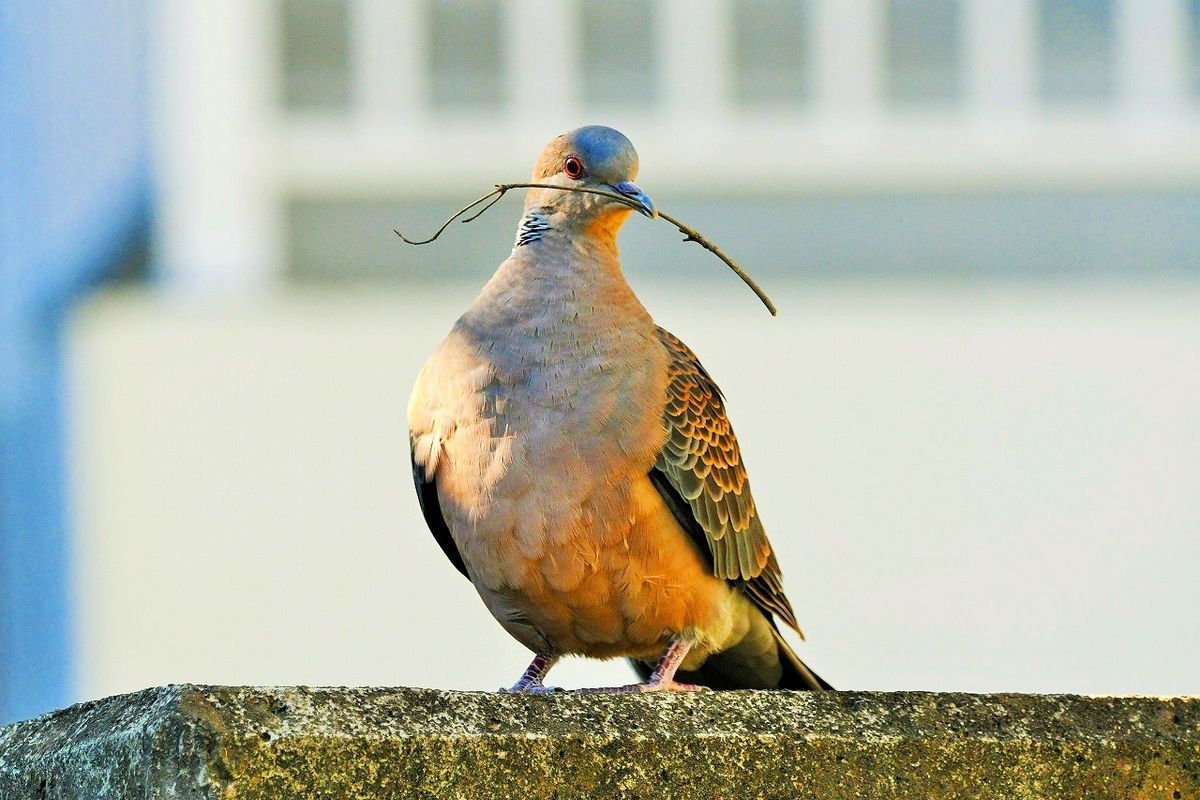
[69,1,1200,705]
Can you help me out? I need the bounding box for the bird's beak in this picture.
[609,181,657,219]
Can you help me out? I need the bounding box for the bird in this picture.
[408,125,830,692]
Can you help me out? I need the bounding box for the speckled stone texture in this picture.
[0,686,1197,799]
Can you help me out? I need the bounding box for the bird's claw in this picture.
[499,683,562,694]
[576,680,708,694]
[640,680,707,693]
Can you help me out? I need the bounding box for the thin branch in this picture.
[395,182,778,316]
[393,188,503,245]
[493,182,645,209]
[458,190,507,224]
[655,209,777,316]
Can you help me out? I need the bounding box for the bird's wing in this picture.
[410,443,469,579]
[651,327,802,635]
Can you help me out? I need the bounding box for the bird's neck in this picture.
[512,202,628,255]
[465,208,647,333]
[513,208,554,248]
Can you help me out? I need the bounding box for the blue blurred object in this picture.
[0,2,150,723]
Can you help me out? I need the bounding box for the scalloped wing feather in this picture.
[652,328,802,635]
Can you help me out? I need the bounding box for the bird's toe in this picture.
[640,680,708,693]
[499,682,562,694]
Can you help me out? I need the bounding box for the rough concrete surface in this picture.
[0,686,1197,799]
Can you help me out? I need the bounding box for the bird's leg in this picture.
[638,640,706,692]
[581,640,707,694]
[500,653,561,693]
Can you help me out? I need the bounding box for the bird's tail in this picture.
[772,627,833,690]
[629,609,832,691]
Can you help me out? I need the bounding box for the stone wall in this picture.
[0,685,1196,799]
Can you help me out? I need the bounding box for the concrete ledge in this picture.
[1,686,1197,799]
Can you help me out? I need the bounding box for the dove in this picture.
[408,125,829,692]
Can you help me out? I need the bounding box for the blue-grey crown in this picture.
[565,125,639,183]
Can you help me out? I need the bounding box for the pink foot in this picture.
[576,640,708,693]
[500,683,562,694]
[578,679,707,694]
[639,679,706,693]
[498,653,561,693]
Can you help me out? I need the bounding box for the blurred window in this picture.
[286,192,1200,284]
[1037,0,1115,104]
[288,196,514,283]
[731,0,810,107]
[1190,0,1200,98]
[885,0,962,107]
[428,0,505,108]
[280,0,352,111]
[581,0,659,106]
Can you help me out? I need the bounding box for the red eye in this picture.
[563,156,584,179]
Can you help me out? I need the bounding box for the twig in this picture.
[393,188,503,245]
[654,209,777,317]
[394,182,778,316]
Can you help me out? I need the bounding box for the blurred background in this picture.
[2,0,1198,724]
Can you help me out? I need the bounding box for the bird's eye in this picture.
[563,156,584,179]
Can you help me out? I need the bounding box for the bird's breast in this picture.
[412,314,669,517]
[410,303,706,651]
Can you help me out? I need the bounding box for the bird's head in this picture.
[525,125,656,238]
